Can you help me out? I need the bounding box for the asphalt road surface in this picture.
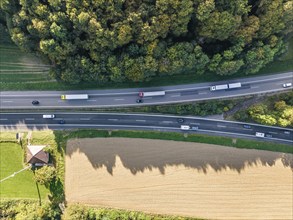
[1,113,292,145]
[0,72,292,109]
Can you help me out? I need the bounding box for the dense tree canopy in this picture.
[234,91,293,127]
[1,0,292,84]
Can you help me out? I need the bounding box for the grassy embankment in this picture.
[0,132,49,199]
[0,24,292,91]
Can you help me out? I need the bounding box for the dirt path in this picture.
[65,138,293,220]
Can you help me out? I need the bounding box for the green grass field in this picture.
[0,25,52,90]
[0,24,292,91]
[0,44,51,82]
[0,142,49,199]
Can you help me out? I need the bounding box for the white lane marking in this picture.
[199,129,293,143]
[136,120,146,122]
[108,119,118,121]
[3,112,293,132]
[269,131,278,134]
[0,118,8,120]
[217,125,226,128]
[190,122,200,125]
[162,121,173,123]
[247,74,293,84]
[87,100,97,102]
[4,88,292,111]
[165,73,293,92]
[80,118,90,120]
[251,86,259,89]
[198,92,207,95]
[171,94,181,97]
[25,118,35,120]
[2,100,13,103]
[114,98,125,101]
[1,124,291,143]
[0,72,292,98]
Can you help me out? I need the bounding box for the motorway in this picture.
[0,72,292,109]
[0,113,292,145]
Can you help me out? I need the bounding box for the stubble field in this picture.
[65,138,292,220]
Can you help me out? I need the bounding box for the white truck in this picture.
[210,84,228,91]
[228,82,242,89]
[210,82,241,91]
[61,94,89,100]
[139,91,165,98]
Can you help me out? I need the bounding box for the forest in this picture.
[1,0,292,84]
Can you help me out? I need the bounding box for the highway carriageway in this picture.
[0,72,292,109]
[0,113,292,145]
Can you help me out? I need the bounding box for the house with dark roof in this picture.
[27,145,49,166]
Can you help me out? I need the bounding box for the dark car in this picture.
[191,126,199,130]
[243,124,251,129]
[136,99,144,103]
[177,118,185,123]
[59,120,65,124]
[32,100,39,105]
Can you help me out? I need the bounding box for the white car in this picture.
[283,83,292,88]
[255,132,265,137]
[180,125,190,130]
[284,131,290,135]
[43,114,55,119]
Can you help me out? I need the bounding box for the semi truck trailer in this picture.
[138,91,166,98]
[228,82,242,89]
[61,94,89,100]
[210,82,241,91]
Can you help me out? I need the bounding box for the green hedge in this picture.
[0,199,61,220]
[64,204,204,220]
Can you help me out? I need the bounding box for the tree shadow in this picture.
[66,138,293,175]
[32,168,42,206]
[48,178,64,205]
[35,181,42,206]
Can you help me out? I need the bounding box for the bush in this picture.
[34,166,56,186]
[0,199,60,220]
[235,92,293,127]
[64,204,203,220]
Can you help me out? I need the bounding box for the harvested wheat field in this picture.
[65,138,293,220]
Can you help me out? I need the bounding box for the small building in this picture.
[27,145,49,166]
